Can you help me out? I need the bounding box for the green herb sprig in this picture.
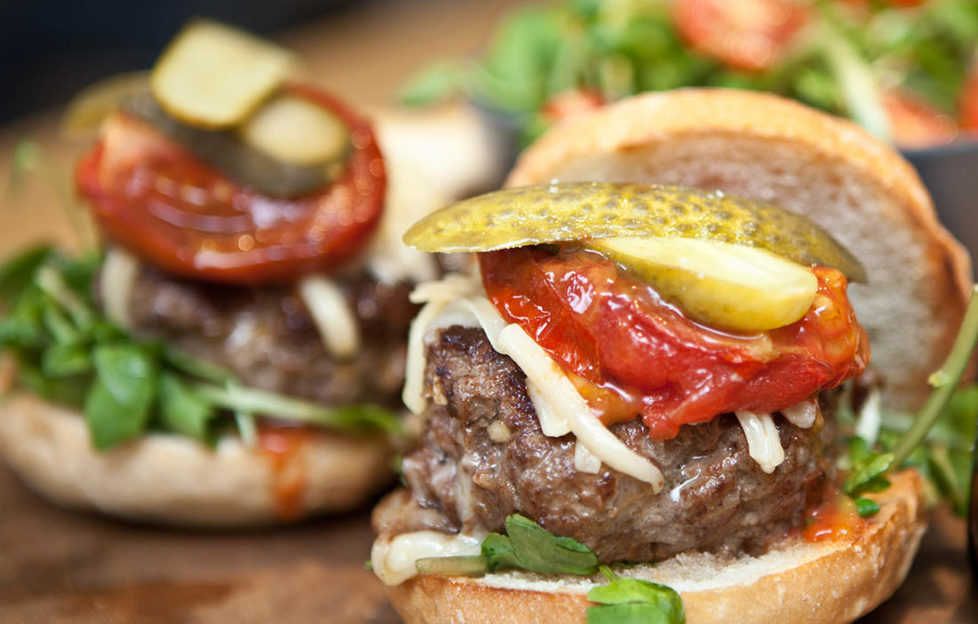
[400,0,978,146]
[844,286,978,517]
[0,247,402,449]
[414,514,684,624]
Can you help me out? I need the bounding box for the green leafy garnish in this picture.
[0,247,401,449]
[84,344,158,449]
[413,514,683,623]
[842,286,978,517]
[587,566,685,624]
[400,0,978,145]
[482,514,600,575]
[854,497,881,518]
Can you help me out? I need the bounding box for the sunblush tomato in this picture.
[882,90,959,149]
[75,84,385,284]
[673,0,810,72]
[960,64,978,131]
[480,246,869,439]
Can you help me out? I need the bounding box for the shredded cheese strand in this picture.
[100,247,140,329]
[781,399,818,429]
[298,275,360,360]
[735,411,786,474]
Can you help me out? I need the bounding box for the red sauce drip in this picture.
[480,246,869,438]
[803,491,864,543]
[257,424,313,522]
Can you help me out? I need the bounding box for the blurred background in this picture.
[0,0,378,123]
[1,0,976,259]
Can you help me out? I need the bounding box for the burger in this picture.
[369,89,975,623]
[0,20,456,526]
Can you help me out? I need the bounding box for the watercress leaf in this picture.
[415,556,487,576]
[587,576,684,624]
[162,346,235,385]
[399,61,465,107]
[855,497,881,518]
[42,306,79,344]
[0,246,52,302]
[158,373,215,444]
[52,251,101,303]
[84,344,158,449]
[505,514,599,575]
[16,355,90,407]
[587,603,680,624]
[42,342,92,378]
[481,533,520,572]
[844,451,893,496]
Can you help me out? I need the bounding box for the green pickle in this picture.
[404,182,866,283]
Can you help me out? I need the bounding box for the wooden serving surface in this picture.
[0,1,974,622]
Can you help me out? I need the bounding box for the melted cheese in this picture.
[371,530,483,586]
[735,411,786,474]
[574,440,602,474]
[297,275,360,360]
[781,399,818,429]
[855,387,883,445]
[405,275,664,489]
[365,156,442,284]
[100,247,140,329]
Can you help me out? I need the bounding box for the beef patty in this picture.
[402,326,836,563]
[108,265,417,408]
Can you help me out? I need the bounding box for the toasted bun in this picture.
[382,470,925,624]
[0,391,394,526]
[507,88,974,410]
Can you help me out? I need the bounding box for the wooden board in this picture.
[0,1,975,622]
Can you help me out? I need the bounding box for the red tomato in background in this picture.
[960,64,978,131]
[673,0,810,71]
[480,247,869,439]
[76,84,386,285]
[542,89,605,123]
[881,90,959,148]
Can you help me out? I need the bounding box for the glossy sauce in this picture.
[803,491,864,543]
[257,424,313,522]
[480,246,869,439]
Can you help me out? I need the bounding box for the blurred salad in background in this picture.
[401,0,978,148]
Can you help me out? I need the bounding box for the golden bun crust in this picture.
[0,392,394,526]
[506,88,974,410]
[383,470,926,624]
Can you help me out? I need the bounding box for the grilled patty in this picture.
[402,326,836,563]
[106,265,417,408]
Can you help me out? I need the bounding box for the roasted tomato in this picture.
[75,84,385,284]
[480,246,868,439]
[542,89,605,123]
[673,0,810,72]
[960,64,978,132]
[882,90,959,148]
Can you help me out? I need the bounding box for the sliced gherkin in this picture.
[403,182,866,282]
[123,93,344,198]
[589,237,819,332]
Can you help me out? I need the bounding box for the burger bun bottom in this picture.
[381,469,925,624]
[0,392,395,527]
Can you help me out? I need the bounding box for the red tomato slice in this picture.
[673,0,809,72]
[480,247,868,439]
[960,64,978,131]
[542,89,605,123]
[882,90,959,148]
[75,84,386,284]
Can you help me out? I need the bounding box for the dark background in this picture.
[0,0,379,123]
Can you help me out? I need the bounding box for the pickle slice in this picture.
[123,94,336,198]
[240,95,350,166]
[150,19,296,129]
[61,71,149,138]
[404,182,866,282]
[589,237,819,332]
